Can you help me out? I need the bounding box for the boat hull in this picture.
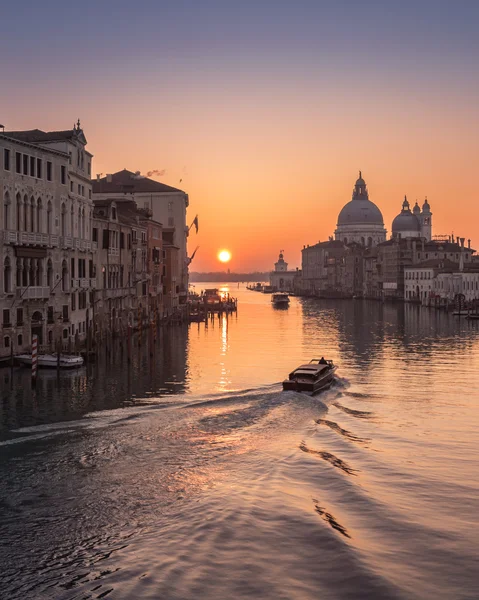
[16,354,84,369]
[283,366,337,394]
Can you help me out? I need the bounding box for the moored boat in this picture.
[16,353,84,369]
[271,292,290,307]
[283,358,337,394]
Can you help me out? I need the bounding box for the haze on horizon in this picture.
[2,0,478,271]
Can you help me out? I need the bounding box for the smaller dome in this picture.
[422,197,431,212]
[413,201,421,215]
[392,196,421,233]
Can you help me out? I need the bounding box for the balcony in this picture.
[1,230,59,247]
[108,248,119,257]
[103,287,136,299]
[16,286,50,300]
[71,278,96,290]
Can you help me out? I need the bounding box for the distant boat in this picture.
[262,285,274,293]
[272,293,290,307]
[16,353,84,369]
[283,358,337,394]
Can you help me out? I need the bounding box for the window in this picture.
[63,328,68,339]
[3,257,11,294]
[78,184,81,195]
[61,165,66,184]
[3,309,11,326]
[17,334,23,346]
[23,154,29,175]
[71,257,75,278]
[88,189,91,200]
[4,148,10,171]
[47,306,54,324]
[71,292,76,311]
[37,158,42,179]
[112,207,117,220]
[46,161,52,181]
[15,152,21,173]
[62,305,69,322]
[70,181,73,192]
[120,232,124,249]
[4,336,10,348]
[30,156,36,177]
[92,227,98,242]
[87,162,91,175]
[16,308,23,326]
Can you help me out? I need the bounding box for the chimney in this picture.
[106,174,112,183]
[96,174,101,182]
[459,238,465,272]
[468,239,471,249]
[451,233,455,243]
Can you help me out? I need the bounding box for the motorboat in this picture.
[262,285,274,293]
[272,293,290,307]
[283,358,337,394]
[16,353,84,369]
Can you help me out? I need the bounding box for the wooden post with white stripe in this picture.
[32,334,38,383]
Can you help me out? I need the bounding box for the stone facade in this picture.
[1,124,95,360]
[269,251,297,291]
[92,170,189,310]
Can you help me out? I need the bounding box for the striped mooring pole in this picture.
[32,334,38,382]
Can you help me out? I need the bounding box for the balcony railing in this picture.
[16,286,50,299]
[1,230,60,247]
[103,286,136,299]
[107,248,119,256]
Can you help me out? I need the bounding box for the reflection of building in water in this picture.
[269,251,297,292]
[0,327,188,432]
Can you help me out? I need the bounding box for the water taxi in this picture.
[271,293,290,307]
[16,353,84,369]
[283,358,337,394]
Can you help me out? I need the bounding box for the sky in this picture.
[2,0,478,271]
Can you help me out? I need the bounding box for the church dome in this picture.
[422,197,431,213]
[392,196,421,233]
[337,172,384,226]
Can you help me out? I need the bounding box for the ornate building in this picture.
[1,123,95,360]
[392,196,432,240]
[270,251,297,291]
[334,172,386,247]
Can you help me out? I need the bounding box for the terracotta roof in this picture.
[92,169,185,195]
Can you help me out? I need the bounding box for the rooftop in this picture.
[93,169,186,195]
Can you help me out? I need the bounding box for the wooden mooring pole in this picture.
[31,334,38,385]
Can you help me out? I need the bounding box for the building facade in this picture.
[269,251,297,291]
[1,124,95,360]
[92,170,189,310]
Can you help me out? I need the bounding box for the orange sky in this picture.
[3,3,478,271]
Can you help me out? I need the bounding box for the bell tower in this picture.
[420,197,432,241]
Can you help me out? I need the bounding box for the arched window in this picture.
[82,207,86,239]
[61,259,68,292]
[4,336,10,348]
[78,206,82,239]
[37,198,42,233]
[16,193,22,232]
[61,203,67,236]
[3,191,10,230]
[368,237,373,247]
[71,204,75,237]
[3,257,11,293]
[17,334,23,346]
[47,200,53,234]
[47,259,53,287]
[23,194,28,231]
[361,237,365,246]
[48,330,53,344]
[30,195,35,232]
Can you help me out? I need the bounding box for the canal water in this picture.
[1,285,478,600]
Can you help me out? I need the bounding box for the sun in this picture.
[218,250,232,263]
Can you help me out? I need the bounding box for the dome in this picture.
[422,197,431,213]
[392,197,421,233]
[337,172,384,226]
[413,201,421,215]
